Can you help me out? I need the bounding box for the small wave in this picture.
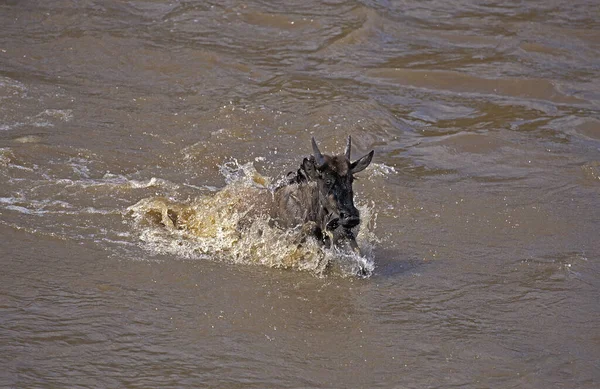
[127,176,180,190]
[0,196,72,215]
[6,204,41,215]
[370,162,397,177]
[127,161,377,277]
[53,174,180,192]
[37,109,73,122]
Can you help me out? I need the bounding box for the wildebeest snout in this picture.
[339,210,360,228]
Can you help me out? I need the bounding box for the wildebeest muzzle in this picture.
[339,210,360,229]
[325,209,360,231]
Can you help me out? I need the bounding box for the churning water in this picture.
[127,160,378,277]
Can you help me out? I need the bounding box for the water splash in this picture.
[127,161,377,277]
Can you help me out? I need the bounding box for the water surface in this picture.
[1,0,599,387]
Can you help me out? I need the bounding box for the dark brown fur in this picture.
[271,137,374,252]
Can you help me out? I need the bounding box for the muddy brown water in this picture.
[1,1,599,387]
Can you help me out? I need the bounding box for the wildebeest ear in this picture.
[302,157,319,179]
[350,150,374,174]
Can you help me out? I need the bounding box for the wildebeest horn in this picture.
[311,137,326,167]
[345,135,352,160]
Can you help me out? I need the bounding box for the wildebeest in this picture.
[271,136,374,254]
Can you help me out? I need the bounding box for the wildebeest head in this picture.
[303,136,374,234]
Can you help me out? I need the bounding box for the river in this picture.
[1,1,599,387]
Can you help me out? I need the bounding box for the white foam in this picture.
[38,109,73,122]
[370,162,397,177]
